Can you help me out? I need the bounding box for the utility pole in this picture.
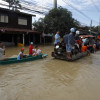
[98,17,100,33]
[90,20,92,34]
[54,0,57,8]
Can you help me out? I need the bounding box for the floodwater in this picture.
[0,45,100,100]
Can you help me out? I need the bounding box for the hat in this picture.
[21,48,24,51]
[70,28,75,33]
[76,30,80,35]
[30,42,33,45]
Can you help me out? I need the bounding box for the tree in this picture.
[3,0,21,10]
[33,18,45,32]
[33,7,80,37]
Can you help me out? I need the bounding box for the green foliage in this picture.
[33,18,45,32]
[33,7,80,36]
[92,26,99,32]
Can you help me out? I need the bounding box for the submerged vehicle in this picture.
[51,43,88,61]
[0,54,48,65]
[52,35,96,61]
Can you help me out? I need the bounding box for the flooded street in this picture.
[0,46,100,100]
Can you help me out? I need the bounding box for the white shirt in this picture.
[32,49,41,54]
[82,38,87,45]
[0,48,5,60]
[17,52,22,60]
[54,33,60,44]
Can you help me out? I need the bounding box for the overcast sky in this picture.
[0,0,100,26]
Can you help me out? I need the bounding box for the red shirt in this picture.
[29,45,33,55]
[76,40,83,45]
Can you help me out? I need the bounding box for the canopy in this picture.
[79,35,95,39]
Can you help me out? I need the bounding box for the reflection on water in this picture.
[0,46,100,100]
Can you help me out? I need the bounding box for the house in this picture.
[0,7,40,46]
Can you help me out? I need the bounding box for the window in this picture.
[18,17,27,25]
[0,14,8,23]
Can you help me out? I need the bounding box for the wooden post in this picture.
[0,33,1,41]
[33,34,34,42]
[40,35,42,44]
[44,36,45,45]
[12,35,14,43]
[29,34,30,45]
[23,34,25,45]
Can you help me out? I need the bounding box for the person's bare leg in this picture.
[67,52,69,59]
[87,50,90,56]
[66,52,69,58]
[67,52,71,59]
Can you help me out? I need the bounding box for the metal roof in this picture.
[0,27,40,34]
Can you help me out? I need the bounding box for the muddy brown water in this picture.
[0,46,100,100]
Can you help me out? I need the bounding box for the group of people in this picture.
[82,38,96,53]
[17,42,42,60]
[54,28,98,59]
[0,41,42,61]
[0,28,99,61]
[54,28,77,59]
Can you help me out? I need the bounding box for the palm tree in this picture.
[12,0,22,11]
[3,0,13,9]
[3,0,21,10]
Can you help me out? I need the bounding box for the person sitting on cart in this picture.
[96,39,100,49]
[88,37,95,53]
[81,44,90,55]
[81,45,87,53]
[76,38,83,52]
[17,48,27,60]
[32,45,42,56]
[61,40,66,51]
[0,42,8,61]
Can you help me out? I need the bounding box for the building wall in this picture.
[0,8,32,30]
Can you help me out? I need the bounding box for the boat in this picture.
[17,43,24,47]
[0,54,48,65]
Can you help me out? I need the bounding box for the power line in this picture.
[0,2,46,15]
[68,9,100,12]
[20,0,52,11]
[90,0,100,12]
[1,0,52,14]
[62,0,91,19]
[19,0,53,15]
[62,0,99,24]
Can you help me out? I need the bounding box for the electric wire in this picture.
[90,0,100,12]
[62,0,99,24]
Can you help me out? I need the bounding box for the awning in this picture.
[0,27,40,34]
[79,35,95,38]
